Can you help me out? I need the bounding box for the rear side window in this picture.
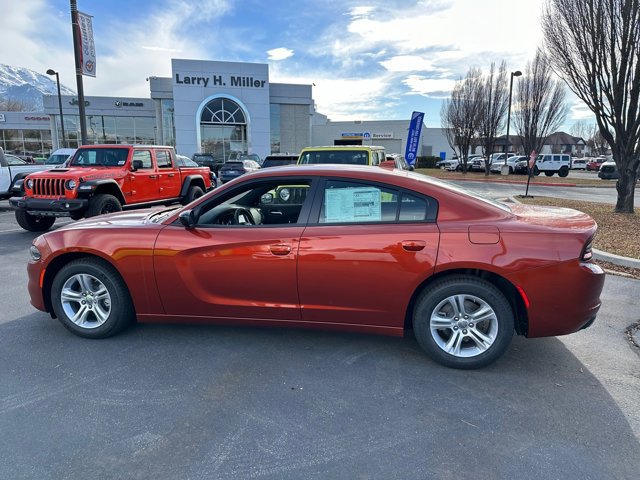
[319,180,398,223]
[399,193,428,221]
[156,150,172,168]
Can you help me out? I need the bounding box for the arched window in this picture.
[199,97,248,161]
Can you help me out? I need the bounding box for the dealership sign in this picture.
[175,73,266,88]
[405,111,424,164]
[341,132,394,139]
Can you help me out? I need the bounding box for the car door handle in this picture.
[168,173,175,177]
[401,240,426,252]
[269,244,291,255]
[149,175,158,179]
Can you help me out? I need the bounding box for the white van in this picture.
[533,154,571,177]
[46,148,77,166]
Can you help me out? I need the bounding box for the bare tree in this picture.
[542,0,640,214]
[440,67,484,172]
[588,127,609,157]
[513,50,567,161]
[477,62,509,175]
[570,120,591,141]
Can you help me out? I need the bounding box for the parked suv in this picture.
[533,154,571,177]
[10,145,213,231]
[219,158,261,183]
[192,153,225,174]
[261,154,299,168]
[297,146,386,166]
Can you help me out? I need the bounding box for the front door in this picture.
[154,176,316,321]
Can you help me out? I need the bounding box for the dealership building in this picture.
[0,59,452,160]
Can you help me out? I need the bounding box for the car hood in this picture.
[60,207,173,230]
[26,167,123,180]
[508,203,597,233]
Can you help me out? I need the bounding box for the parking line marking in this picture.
[0,221,73,234]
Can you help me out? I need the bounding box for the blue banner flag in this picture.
[404,111,424,165]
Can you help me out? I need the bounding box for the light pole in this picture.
[46,69,66,148]
[504,70,522,165]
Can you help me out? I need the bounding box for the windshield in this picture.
[298,150,369,165]
[46,154,70,165]
[69,148,129,167]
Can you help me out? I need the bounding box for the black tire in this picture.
[15,210,55,232]
[412,276,514,369]
[544,171,554,177]
[558,166,569,178]
[533,166,540,176]
[508,166,513,174]
[51,258,135,338]
[86,194,122,217]
[181,185,204,205]
[69,212,83,221]
[455,165,462,172]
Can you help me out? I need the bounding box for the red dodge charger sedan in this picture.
[26,165,605,368]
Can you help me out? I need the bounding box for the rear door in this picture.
[298,178,440,329]
[127,149,158,203]
[155,149,181,199]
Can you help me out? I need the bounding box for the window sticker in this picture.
[118,161,125,165]
[325,187,381,223]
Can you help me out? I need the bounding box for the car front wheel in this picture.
[412,276,514,369]
[51,258,135,338]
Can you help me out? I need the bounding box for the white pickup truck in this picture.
[0,148,56,200]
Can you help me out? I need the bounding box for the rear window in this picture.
[299,150,370,165]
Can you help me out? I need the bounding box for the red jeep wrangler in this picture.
[10,144,213,231]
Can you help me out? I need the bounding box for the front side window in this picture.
[195,178,313,227]
[132,150,152,169]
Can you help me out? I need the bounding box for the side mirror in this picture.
[178,210,196,229]
[131,159,143,171]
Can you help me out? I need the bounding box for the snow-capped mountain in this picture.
[0,64,76,111]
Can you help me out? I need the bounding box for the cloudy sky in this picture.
[3,0,589,127]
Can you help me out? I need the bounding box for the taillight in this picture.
[581,238,594,262]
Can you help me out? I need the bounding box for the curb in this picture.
[441,176,577,187]
[593,248,640,269]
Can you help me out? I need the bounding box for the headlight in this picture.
[26,179,34,189]
[29,245,41,261]
[65,179,77,190]
[279,188,290,202]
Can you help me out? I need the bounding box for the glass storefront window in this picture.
[270,104,281,153]
[199,97,247,160]
[161,99,175,147]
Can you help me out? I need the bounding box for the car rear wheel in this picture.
[544,171,554,177]
[51,258,135,338]
[412,276,514,369]
[558,166,569,177]
[533,166,540,176]
[87,194,122,217]
[15,210,55,232]
[181,185,204,205]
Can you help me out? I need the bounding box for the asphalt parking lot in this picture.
[1,196,639,479]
